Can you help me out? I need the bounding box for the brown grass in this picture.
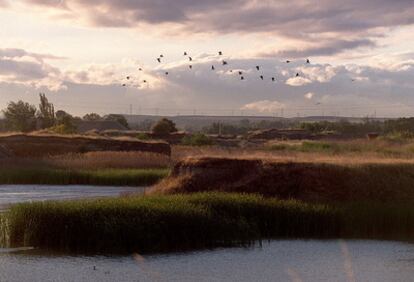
[45,151,171,169]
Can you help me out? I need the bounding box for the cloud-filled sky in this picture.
[0,0,414,117]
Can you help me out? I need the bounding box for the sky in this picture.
[0,0,414,117]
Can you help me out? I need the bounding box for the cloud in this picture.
[259,39,377,59]
[21,1,414,37]
[0,48,64,91]
[304,92,314,99]
[242,100,285,113]
[286,77,312,86]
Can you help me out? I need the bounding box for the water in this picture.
[1,240,414,282]
[0,185,145,210]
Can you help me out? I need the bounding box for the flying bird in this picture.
[122,84,126,87]
[286,60,291,63]
[238,71,243,75]
[189,65,193,69]
[160,54,164,58]
[211,65,215,70]
[157,58,161,63]
[184,51,188,56]
[222,60,228,65]
[189,57,193,61]
[138,68,143,71]
[126,76,130,80]
[272,77,275,82]
[143,80,147,83]
[165,72,169,75]
[296,73,300,77]
[241,76,245,80]
[306,59,310,64]
[218,51,223,56]
[256,66,260,71]
[260,75,264,80]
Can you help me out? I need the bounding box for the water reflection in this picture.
[0,185,145,210]
[1,240,414,282]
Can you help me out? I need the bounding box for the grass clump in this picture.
[0,168,169,186]
[182,133,214,146]
[4,192,414,253]
[0,193,338,253]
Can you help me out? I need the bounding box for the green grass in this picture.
[0,168,169,186]
[2,192,414,253]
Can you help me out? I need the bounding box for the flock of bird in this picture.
[121,51,312,87]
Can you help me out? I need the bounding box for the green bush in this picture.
[182,133,213,146]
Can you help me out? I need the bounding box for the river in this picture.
[0,184,145,211]
[1,186,414,281]
[1,240,414,281]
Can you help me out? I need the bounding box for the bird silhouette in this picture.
[189,57,193,61]
[296,73,300,77]
[229,70,233,72]
[184,51,188,56]
[256,66,260,71]
[189,65,193,69]
[138,68,143,71]
[238,71,243,75]
[157,58,161,63]
[143,80,147,83]
[272,77,275,82]
[160,54,164,58]
[286,60,291,63]
[126,76,130,80]
[222,60,228,65]
[211,65,215,70]
[122,84,126,87]
[165,72,169,75]
[241,76,244,80]
[260,75,264,80]
[306,59,310,64]
[218,51,223,55]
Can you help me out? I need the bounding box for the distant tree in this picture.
[37,93,55,129]
[152,118,178,135]
[3,100,37,132]
[104,114,129,129]
[83,113,102,121]
[55,110,72,121]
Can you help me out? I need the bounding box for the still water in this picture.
[0,185,145,210]
[1,240,414,282]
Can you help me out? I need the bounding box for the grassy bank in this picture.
[0,168,169,186]
[2,193,414,253]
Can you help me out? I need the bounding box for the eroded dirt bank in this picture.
[151,157,414,202]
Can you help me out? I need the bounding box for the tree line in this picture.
[0,94,129,133]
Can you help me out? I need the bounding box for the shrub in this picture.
[152,118,178,135]
[182,133,213,146]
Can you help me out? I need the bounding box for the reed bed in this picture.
[45,151,171,170]
[0,168,169,186]
[2,193,414,253]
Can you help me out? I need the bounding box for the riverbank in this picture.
[151,157,414,202]
[2,193,414,253]
[0,168,169,186]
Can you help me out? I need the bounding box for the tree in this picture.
[3,100,37,132]
[83,113,102,121]
[152,118,178,135]
[38,93,55,129]
[104,114,129,129]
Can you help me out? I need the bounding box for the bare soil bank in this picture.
[151,157,414,202]
[0,134,171,157]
